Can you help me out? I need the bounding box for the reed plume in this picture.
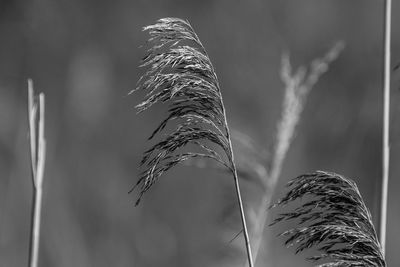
[270,42,345,187]
[270,171,386,267]
[132,17,254,266]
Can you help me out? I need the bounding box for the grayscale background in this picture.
[1,0,399,266]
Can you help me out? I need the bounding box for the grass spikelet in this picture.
[270,171,386,267]
[132,17,254,266]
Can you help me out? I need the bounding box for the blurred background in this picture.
[1,0,400,266]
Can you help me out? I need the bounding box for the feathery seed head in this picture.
[132,18,233,205]
[270,171,386,267]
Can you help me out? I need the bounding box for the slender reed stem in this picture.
[225,127,254,267]
[210,47,254,267]
[380,0,391,256]
[29,185,43,267]
[27,80,46,267]
[195,25,254,266]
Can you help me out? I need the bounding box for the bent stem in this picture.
[27,80,46,267]
[380,0,391,256]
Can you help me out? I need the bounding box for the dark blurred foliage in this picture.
[0,0,399,266]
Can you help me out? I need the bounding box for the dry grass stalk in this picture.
[380,0,392,255]
[27,79,46,267]
[132,18,254,266]
[270,171,386,267]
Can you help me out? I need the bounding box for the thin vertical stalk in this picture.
[29,184,43,267]
[225,123,254,267]
[27,80,46,267]
[196,27,254,266]
[380,0,391,256]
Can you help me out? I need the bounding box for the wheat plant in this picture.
[270,171,386,267]
[131,17,254,266]
[27,79,46,267]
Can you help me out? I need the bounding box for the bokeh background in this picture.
[1,0,400,266]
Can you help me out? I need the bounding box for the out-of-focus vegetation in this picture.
[0,1,399,266]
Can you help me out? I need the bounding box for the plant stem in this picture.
[27,80,46,267]
[380,0,391,256]
[232,165,254,267]
[29,186,43,267]
[227,133,254,267]
[218,89,253,266]
[216,81,253,266]
[196,27,254,265]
